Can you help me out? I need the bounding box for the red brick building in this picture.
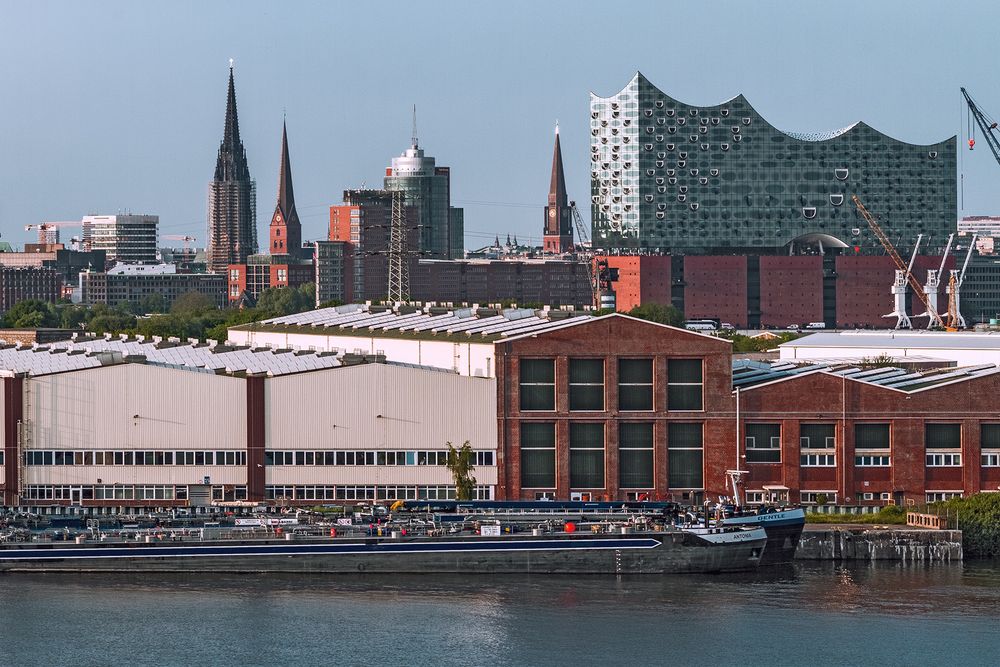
[495,313,1000,507]
[601,256,671,312]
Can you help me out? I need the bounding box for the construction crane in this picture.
[162,235,196,251]
[25,221,80,245]
[946,234,977,329]
[962,88,1000,165]
[569,200,599,308]
[852,195,947,329]
[921,233,953,329]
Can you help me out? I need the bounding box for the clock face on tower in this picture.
[276,213,282,223]
[548,209,556,219]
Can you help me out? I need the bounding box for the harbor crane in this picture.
[920,233,953,329]
[569,201,599,309]
[852,195,947,329]
[946,234,977,329]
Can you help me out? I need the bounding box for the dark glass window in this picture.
[668,359,703,410]
[800,424,835,449]
[745,423,781,463]
[855,424,890,449]
[520,422,555,488]
[519,359,555,411]
[569,359,604,411]
[619,359,654,411]
[982,424,1000,449]
[619,422,654,488]
[570,423,605,488]
[668,422,703,488]
[925,423,960,449]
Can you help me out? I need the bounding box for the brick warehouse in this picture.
[3,305,999,509]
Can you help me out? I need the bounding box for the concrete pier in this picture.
[796,526,962,562]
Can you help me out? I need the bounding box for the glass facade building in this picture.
[384,144,464,259]
[590,73,956,255]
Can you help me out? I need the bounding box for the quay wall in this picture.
[796,528,962,562]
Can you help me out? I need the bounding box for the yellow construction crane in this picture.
[851,195,949,330]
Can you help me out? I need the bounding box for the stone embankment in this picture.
[796,526,962,562]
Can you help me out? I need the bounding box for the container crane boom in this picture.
[852,195,945,328]
[962,87,1000,168]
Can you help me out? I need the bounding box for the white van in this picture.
[805,322,826,330]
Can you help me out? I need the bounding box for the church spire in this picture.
[214,61,250,182]
[269,119,302,256]
[548,123,567,207]
[543,123,573,254]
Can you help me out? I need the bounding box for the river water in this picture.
[0,562,997,666]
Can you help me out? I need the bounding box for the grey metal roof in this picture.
[0,336,351,378]
[780,331,1000,351]
[733,358,1000,393]
[246,303,595,341]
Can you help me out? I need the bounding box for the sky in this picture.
[1,0,999,251]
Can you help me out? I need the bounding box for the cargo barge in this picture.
[0,527,767,575]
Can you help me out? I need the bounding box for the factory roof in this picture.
[0,334,395,378]
[237,303,596,343]
[732,358,1000,393]
[780,330,1000,351]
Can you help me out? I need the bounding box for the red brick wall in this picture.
[759,256,823,327]
[684,256,747,327]
[835,255,953,328]
[603,256,672,312]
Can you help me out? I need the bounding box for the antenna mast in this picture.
[411,104,418,148]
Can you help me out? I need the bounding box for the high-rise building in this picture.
[268,120,303,259]
[543,126,574,254]
[383,118,464,259]
[208,64,257,273]
[314,240,352,306]
[590,72,956,255]
[82,214,158,264]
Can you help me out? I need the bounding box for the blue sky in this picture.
[1,0,998,250]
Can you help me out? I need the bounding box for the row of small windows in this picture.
[520,421,704,490]
[281,485,495,502]
[24,450,247,466]
[519,358,704,412]
[265,450,495,467]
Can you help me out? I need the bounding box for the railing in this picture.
[906,512,950,529]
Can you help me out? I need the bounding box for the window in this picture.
[619,359,653,411]
[855,455,891,467]
[800,424,835,449]
[855,424,890,449]
[926,453,962,467]
[801,491,837,504]
[801,454,836,467]
[569,359,605,411]
[520,359,555,411]
[745,423,781,463]
[982,424,1000,448]
[667,359,703,410]
[668,422,703,488]
[520,422,555,488]
[926,492,962,503]
[569,423,605,489]
[983,453,1000,466]
[619,422,653,489]
[925,423,961,449]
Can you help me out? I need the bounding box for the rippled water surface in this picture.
[1,562,998,666]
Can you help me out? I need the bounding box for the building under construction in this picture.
[207,64,257,274]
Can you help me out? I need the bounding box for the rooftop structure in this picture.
[543,125,574,254]
[590,72,956,255]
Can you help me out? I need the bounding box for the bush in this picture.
[805,505,906,525]
[932,494,1000,557]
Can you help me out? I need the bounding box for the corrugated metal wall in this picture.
[264,364,497,452]
[26,364,247,450]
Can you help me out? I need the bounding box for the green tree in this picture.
[2,299,59,328]
[445,441,477,501]
[138,293,169,314]
[59,305,90,330]
[859,353,896,369]
[171,291,216,318]
[256,284,314,318]
[626,302,685,328]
